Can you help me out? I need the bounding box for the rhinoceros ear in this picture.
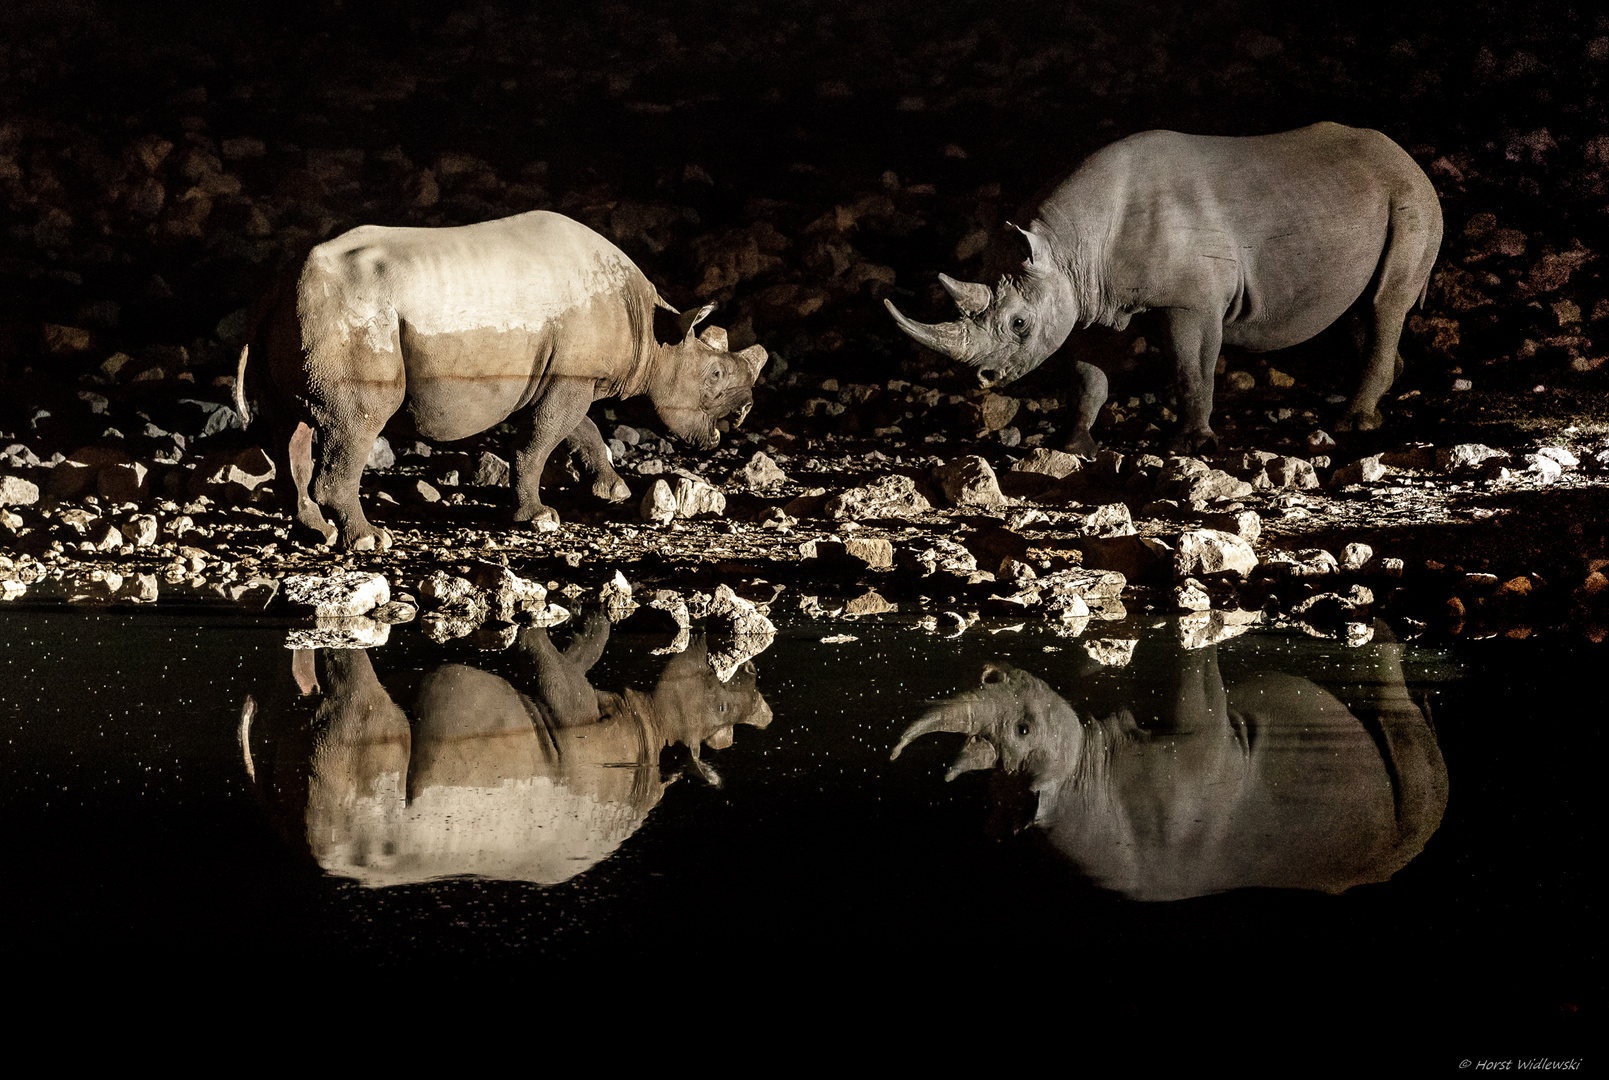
[697,325,729,351]
[681,302,717,341]
[1008,222,1053,268]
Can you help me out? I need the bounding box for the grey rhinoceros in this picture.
[890,624,1447,900]
[235,210,767,548]
[885,122,1443,453]
[240,614,772,888]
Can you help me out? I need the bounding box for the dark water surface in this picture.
[0,608,1599,1046]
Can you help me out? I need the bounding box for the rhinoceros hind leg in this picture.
[267,419,338,544]
[1163,309,1223,455]
[1345,203,1442,428]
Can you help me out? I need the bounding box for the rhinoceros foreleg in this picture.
[512,378,594,531]
[1163,308,1224,454]
[565,416,631,502]
[1337,205,1441,433]
[1064,361,1108,457]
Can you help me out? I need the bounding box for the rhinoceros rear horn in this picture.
[682,302,717,341]
[939,274,990,316]
[890,706,980,761]
[883,299,973,363]
[736,344,768,381]
[697,325,728,351]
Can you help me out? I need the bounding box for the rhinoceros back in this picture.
[297,211,661,441]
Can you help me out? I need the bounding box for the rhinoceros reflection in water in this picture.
[892,623,1447,900]
[246,613,771,887]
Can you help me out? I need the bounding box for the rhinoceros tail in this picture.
[234,344,253,428]
[654,293,681,315]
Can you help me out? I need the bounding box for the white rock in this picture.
[1535,446,1579,468]
[282,571,390,617]
[120,515,159,547]
[1174,529,1259,578]
[1330,455,1386,486]
[673,476,727,518]
[933,455,1007,507]
[1340,542,1374,571]
[641,478,677,524]
[0,476,40,506]
[1521,453,1563,483]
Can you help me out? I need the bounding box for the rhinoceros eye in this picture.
[1011,316,1028,335]
[1017,722,1032,737]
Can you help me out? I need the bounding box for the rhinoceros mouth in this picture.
[977,368,1002,388]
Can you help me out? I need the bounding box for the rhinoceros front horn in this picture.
[890,706,980,761]
[938,274,990,316]
[883,299,973,363]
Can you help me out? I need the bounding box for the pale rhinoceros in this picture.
[235,210,766,548]
[886,122,1442,453]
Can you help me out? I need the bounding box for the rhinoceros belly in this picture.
[396,322,548,442]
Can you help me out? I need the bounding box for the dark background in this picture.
[2,0,1606,419]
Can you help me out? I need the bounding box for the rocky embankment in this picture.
[3,374,1608,651]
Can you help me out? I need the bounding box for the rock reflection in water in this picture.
[244,612,772,887]
[892,622,1447,900]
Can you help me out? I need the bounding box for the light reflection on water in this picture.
[0,607,1599,1038]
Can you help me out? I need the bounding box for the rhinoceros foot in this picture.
[1164,426,1219,455]
[593,475,631,503]
[347,527,393,552]
[516,504,562,533]
[1064,430,1099,457]
[1334,408,1383,433]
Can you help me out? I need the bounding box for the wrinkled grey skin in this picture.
[241,614,772,887]
[886,123,1443,453]
[237,210,767,548]
[890,625,1447,900]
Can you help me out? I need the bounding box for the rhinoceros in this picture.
[235,210,767,548]
[241,614,771,887]
[885,122,1443,453]
[890,624,1447,900]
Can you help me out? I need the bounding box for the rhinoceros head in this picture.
[884,223,1079,388]
[890,662,1086,792]
[650,303,767,450]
